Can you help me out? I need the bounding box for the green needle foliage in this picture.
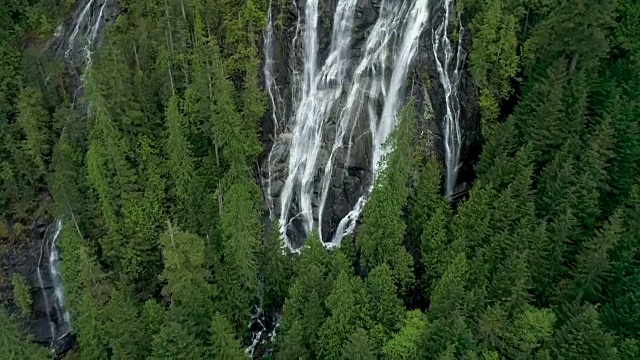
[0,0,638,359]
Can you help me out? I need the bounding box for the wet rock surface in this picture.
[1,221,73,354]
[0,0,120,355]
[261,0,480,248]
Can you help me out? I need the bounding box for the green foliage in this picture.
[217,177,263,334]
[552,305,617,360]
[16,86,51,176]
[316,272,367,360]
[358,102,416,294]
[259,221,292,315]
[382,310,428,360]
[11,273,32,318]
[469,0,520,132]
[1,0,639,358]
[209,313,246,360]
[0,309,49,359]
[342,328,375,360]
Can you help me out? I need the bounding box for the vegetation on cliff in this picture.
[0,0,639,359]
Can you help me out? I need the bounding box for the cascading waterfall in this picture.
[36,228,56,348]
[36,0,111,349]
[432,0,466,198]
[65,0,105,63]
[37,220,72,350]
[48,220,72,345]
[263,3,285,217]
[266,0,433,249]
[65,0,111,104]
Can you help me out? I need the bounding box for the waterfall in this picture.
[266,0,432,249]
[36,220,72,350]
[33,0,113,351]
[49,220,72,335]
[432,0,466,198]
[66,0,111,104]
[264,3,285,218]
[36,227,56,348]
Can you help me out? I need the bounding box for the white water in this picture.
[66,0,108,77]
[65,0,95,59]
[49,220,72,334]
[433,0,466,198]
[264,4,285,217]
[38,0,109,347]
[36,220,71,350]
[267,0,432,249]
[36,227,56,348]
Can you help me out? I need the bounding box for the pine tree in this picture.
[358,102,416,293]
[258,221,292,316]
[0,309,50,359]
[504,307,555,358]
[164,95,198,230]
[16,86,51,176]
[217,177,262,334]
[209,313,246,360]
[104,288,150,359]
[420,205,451,294]
[552,305,617,360]
[601,185,640,337]
[425,253,476,358]
[277,234,331,358]
[514,59,569,167]
[149,317,205,360]
[342,328,375,360]
[571,211,623,303]
[316,272,367,360]
[366,264,404,335]
[382,310,428,360]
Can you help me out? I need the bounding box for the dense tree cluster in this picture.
[0,0,639,359]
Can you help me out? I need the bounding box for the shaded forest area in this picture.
[1,0,640,359]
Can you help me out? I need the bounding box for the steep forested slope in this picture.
[1,0,639,359]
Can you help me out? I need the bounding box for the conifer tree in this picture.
[0,309,50,359]
[366,264,404,335]
[16,86,51,176]
[217,177,262,334]
[342,328,375,360]
[259,221,292,316]
[316,272,367,360]
[209,313,246,360]
[382,310,428,360]
[164,95,197,229]
[358,102,416,293]
[552,305,617,360]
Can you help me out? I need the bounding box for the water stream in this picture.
[266,0,450,249]
[433,0,466,198]
[37,0,112,350]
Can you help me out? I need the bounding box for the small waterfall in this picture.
[432,0,466,198]
[267,0,431,249]
[49,220,72,337]
[36,220,72,350]
[65,0,112,104]
[264,3,285,218]
[65,0,106,63]
[34,0,114,351]
[36,228,56,347]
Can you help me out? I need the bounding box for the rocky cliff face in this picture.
[261,0,480,248]
[1,221,73,353]
[0,0,119,354]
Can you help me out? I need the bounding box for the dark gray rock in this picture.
[261,0,480,246]
[0,0,120,355]
[1,221,69,350]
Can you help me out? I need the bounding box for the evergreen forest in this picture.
[1,0,639,359]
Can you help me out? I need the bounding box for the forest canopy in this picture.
[1,0,639,359]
